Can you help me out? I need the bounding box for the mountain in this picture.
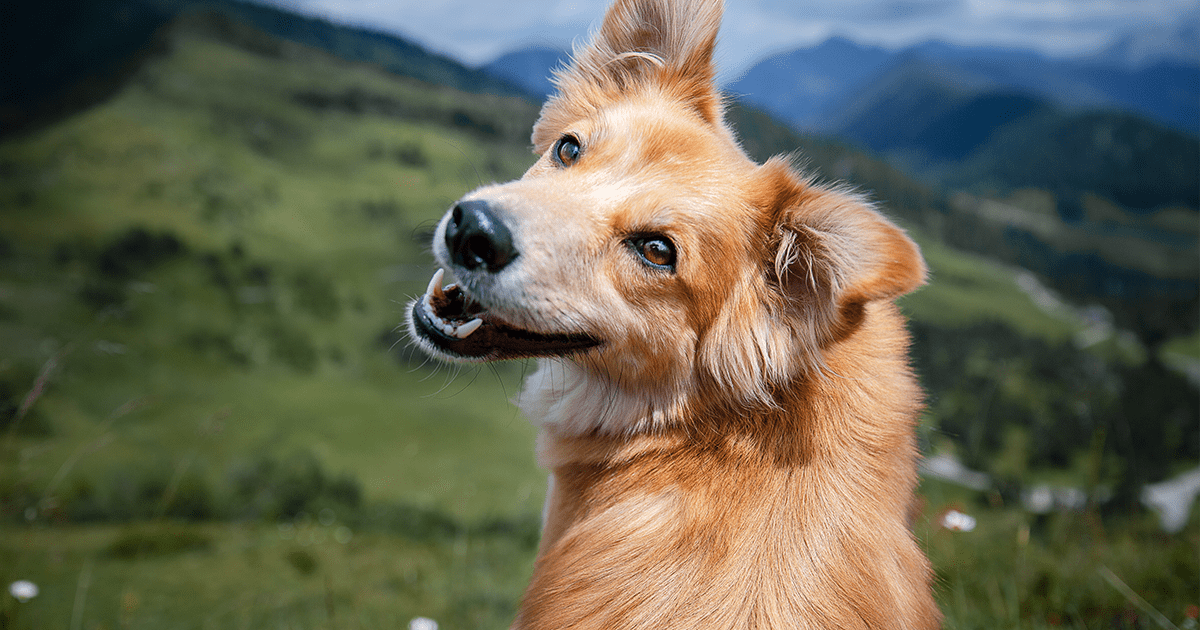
[482,46,570,100]
[948,109,1200,212]
[729,95,1198,306]
[154,0,525,96]
[733,36,1200,136]
[825,55,1200,213]
[823,54,1052,164]
[726,36,891,129]
[1,0,525,136]
[0,0,170,135]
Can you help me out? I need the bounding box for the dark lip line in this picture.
[410,297,602,360]
[410,300,499,360]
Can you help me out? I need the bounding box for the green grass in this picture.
[0,522,536,629]
[1,488,1194,630]
[919,479,1199,629]
[901,230,1082,344]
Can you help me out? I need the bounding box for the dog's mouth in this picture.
[410,269,601,362]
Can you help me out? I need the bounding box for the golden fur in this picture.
[407,0,941,626]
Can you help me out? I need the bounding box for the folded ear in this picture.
[766,159,927,344]
[697,160,925,404]
[534,0,724,151]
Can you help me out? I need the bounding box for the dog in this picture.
[406,0,941,626]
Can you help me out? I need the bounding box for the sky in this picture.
[261,0,1200,80]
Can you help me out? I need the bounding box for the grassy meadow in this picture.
[1,13,1196,630]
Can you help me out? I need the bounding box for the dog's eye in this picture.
[554,135,582,167]
[628,236,676,271]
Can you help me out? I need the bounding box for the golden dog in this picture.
[408,0,940,626]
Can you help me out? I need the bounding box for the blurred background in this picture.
[0,0,1196,628]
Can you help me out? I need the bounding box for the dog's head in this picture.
[408,0,926,432]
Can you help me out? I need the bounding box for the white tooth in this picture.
[442,323,455,336]
[454,318,483,338]
[426,268,445,299]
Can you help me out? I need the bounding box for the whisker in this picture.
[438,136,488,188]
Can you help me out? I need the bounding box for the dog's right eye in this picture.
[554,135,582,167]
[627,236,676,271]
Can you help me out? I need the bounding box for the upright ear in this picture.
[765,159,927,344]
[533,0,724,150]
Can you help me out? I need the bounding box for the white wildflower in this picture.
[9,580,38,603]
[940,509,977,532]
[409,617,439,630]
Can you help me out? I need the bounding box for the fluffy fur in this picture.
[406,0,941,626]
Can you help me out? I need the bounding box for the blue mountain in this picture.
[481,46,571,100]
[726,36,891,130]
[733,37,1199,136]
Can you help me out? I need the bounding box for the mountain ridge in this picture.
[729,35,1199,135]
[482,46,570,101]
[1,0,530,137]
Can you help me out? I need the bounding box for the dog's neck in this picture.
[519,302,918,438]
[516,359,693,436]
[522,302,922,483]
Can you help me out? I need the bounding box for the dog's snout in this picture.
[445,200,517,272]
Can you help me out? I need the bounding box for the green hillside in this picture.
[947,108,1200,211]
[1,15,550,627]
[1,13,1195,630]
[1,9,546,506]
[2,0,525,136]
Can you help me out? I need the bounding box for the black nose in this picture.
[445,199,517,272]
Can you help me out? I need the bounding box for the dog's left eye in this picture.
[628,236,676,271]
[554,135,582,167]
